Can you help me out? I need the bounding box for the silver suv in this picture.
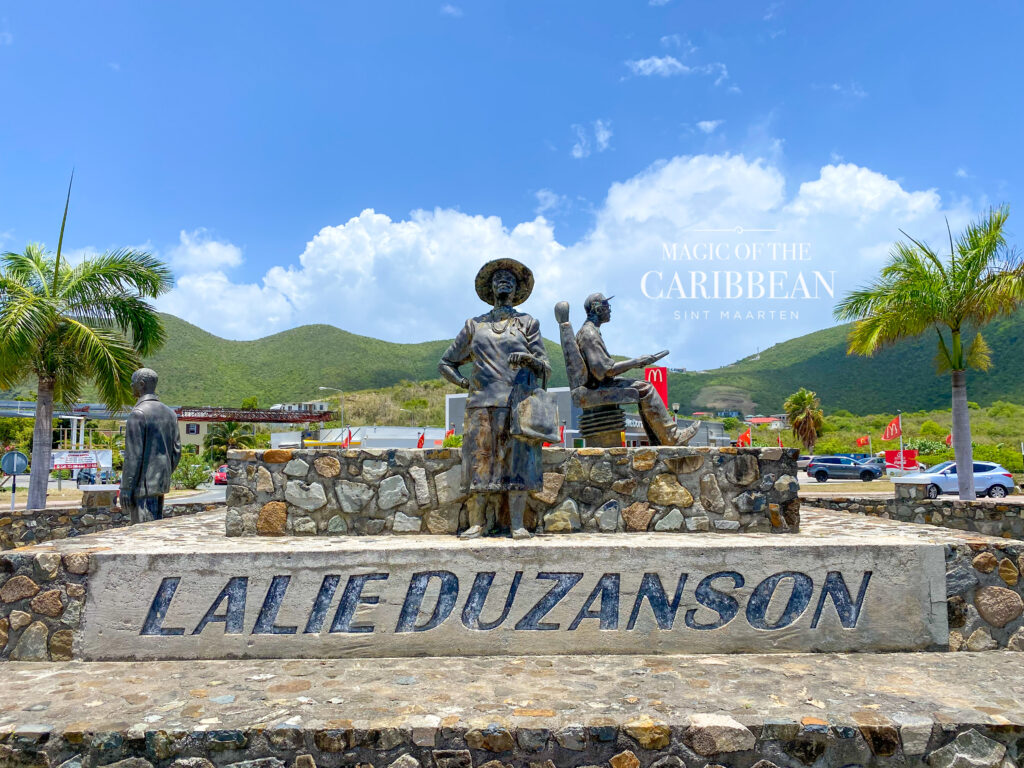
[806,456,883,483]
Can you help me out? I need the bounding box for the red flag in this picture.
[559,424,565,444]
[738,427,752,447]
[445,428,454,438]
[342,428,352,448]
[882,416,902,441]
[777,434,783,448]
[416,431,425,449]
[945,433,952,447]
[856,435,870,447]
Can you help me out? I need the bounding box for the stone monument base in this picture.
[225,447,801,537]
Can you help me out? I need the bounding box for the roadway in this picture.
[0,474,226,509]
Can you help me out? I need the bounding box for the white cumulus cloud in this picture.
[169,229,243,273]
[159,154,972,371]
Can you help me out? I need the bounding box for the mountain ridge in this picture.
[122,309,1024,413]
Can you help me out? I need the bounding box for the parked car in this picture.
[894,461,1014,498]
[863,455,925,473]
[213,465,228,485]
[75,468,119,486]
[797,455,814,470]
[806,456,883,483]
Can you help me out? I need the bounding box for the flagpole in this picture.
[897,410,904,470]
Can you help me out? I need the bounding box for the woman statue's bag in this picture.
[510,367,561,444]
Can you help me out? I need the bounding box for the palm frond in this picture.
[60,318,140,409]
[2,246,54,296]
[52,171,73,288]
[60,248,173,300]
[934,329,954,373]
[0,290,57,378]
[966,332,992,372]
[64,294,167,356]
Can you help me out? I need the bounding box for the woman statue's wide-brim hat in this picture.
[475,258,534,306]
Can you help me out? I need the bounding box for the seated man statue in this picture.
[576,293,700,445]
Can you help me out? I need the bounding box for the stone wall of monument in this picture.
[4,533,1022,661]
[225,447,801,537]
[0,501,218,550]
[801,494,1024,538]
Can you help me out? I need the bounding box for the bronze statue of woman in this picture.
[438,259,551,539]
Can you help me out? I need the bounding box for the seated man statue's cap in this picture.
[583,292,614,314]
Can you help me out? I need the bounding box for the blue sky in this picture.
[1,2,1021,369]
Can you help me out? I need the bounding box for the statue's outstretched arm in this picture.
[439,320,473,389]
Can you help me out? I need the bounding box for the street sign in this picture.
[2,450,28,511]
[1,451,28,475]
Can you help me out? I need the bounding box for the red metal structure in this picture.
[173,407,335,423]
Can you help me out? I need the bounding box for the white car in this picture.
[894,460,1014,499]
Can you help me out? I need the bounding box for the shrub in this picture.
[172,461,212,490]
[442,434,463,448]
[919,420,945,438]
[989,400,1021,419]
[814,437,847,455]
[905,437,946,454]
[722,417,740,431]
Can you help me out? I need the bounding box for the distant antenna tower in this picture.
[753,346,760,361]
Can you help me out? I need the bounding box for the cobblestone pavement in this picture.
[3,651,1024,732]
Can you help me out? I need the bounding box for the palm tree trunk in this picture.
[951,369,976,500]
[27,378,55,510]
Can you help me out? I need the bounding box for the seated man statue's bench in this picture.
[555,295,700,447]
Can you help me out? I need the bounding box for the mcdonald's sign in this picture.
[644,366,669,407]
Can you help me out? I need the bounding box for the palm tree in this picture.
[835,206,1022,500]
[783,388,824,453]
[203,421,257,464]
[0,179,172,509]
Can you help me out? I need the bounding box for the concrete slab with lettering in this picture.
[81,533,946,659]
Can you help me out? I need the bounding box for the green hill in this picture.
[666,307,1024,415]
[142,314,571,406]
[121,308,1024,413]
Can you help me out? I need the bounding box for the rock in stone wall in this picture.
[0,502,218,550]
[945,542,1024,651]
[226,447,800,536]
[0,550,88,660]
[802,495,1024,539]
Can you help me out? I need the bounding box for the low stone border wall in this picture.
[802,494,1024,538]
[0,501,218,550]
[0,549,87,660]
[0,709,1020,768]
[226,447,800,537]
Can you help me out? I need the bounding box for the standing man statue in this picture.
[576,293,700,445]
[120,368,181,523]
